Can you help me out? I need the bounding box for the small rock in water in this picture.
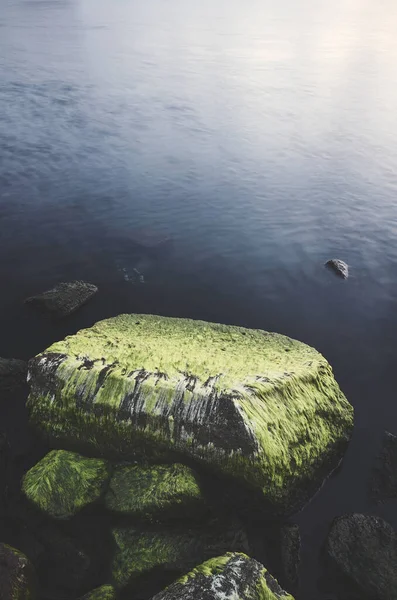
[325,259,349,279]
[25,280,98,317]
[326,513,397,599]
[370,431,397,502]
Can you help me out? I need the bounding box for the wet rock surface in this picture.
[325,259,349,279]
[370,431,397,502]
[25,280,98,317]
[326,513,397,600]
[149,552,295,600]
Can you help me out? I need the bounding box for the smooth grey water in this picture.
[1,0,397,597]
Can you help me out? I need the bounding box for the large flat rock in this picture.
[27,314,353,513]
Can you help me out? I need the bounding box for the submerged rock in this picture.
[0,358,27,395]
[22,450,111,519]
[111,520,248,588]
[370,431,397,502]
[325,259,349,279]
[280,524,301,593]
[79,584,116,599]
[326,513,397,599]
[150,552,294,600]
[0,543,36,600]
[105,463,204,520]
[25,280,98,317]
[27,314,353,514]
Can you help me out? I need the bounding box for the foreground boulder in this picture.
[150,552,294,600]
[80,585,116,599]
[111,520,248,588]
[0,543,36,599]
[25,281,98,317]
[326,513,397,599]
[27,314,353,513]
[370,431,397,502]
[22,450,111,518]
[105,463,204,520]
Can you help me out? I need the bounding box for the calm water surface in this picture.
[1,0,397,597]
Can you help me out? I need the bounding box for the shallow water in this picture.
[1,0,397,596]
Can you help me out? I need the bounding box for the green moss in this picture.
[22,450,111,518]
[79,584,116,600]
[27,314,353,512]
[177,554,233,584]
[111,522,247,588]
[105,463,203,519]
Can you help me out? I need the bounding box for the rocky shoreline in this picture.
[0,282,395,600]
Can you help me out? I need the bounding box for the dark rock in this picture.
[280,524,300,593]
[36,524,91,596]
[326,513,397,599]
[0,358,27,395]
[149,552,295,600]
[370,431,397,502]
[25,281,98,318]
[0,542,36,600]
[325,259,349,279]
[0,433,10,509]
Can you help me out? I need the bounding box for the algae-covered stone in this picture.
[25,281,98,317]
[79,584,116,599]
[111,520,248,588]
[105,463,204,519]
[22,450,111,518]
[150,552,294,600]
[0,543,35,600]
[27,314,353,513]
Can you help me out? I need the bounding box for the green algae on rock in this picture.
[111,521,248,588]
[105,463,204,519]
[22,450,111,518]
[150,552,295,600]
[79,584,116,600]
[27,313,353,513]
[0,543,36,600]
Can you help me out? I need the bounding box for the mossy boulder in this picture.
[105,463,204,520]
[79,585,116,599]
[0,543,36,600]
[150,552,294,600]
[27,314,353,513]
[22,450,111,518]
[111,520,248,589]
